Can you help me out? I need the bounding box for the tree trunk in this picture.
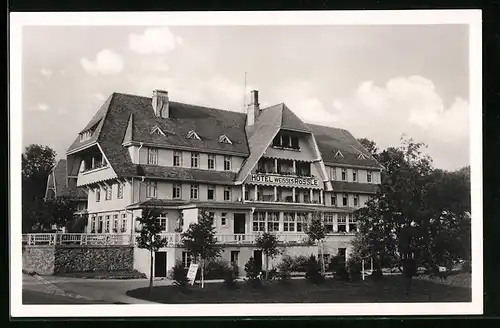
[201,258,205,289]
[319,240,325,274]
[265,255,269,280]
[149,251,154,294]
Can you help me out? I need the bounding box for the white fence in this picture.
[22,232,317,246]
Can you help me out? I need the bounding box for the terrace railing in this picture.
[22,232,348,247]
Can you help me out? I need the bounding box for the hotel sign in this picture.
[249,174,321,188]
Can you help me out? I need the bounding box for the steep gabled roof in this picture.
[280,104,311,133]
[50,159,87,200]
[307,123,383,169]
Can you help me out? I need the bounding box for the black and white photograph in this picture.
[10,10,482,317]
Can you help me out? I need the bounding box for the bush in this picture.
[244,257,262,287]
[305,255,324,284]
[277,256,293,282]
[169,260,190,287]
[203,259,231,280]
[347,259,362,281]
[292,255,309,272]
[329,255,349,282]
[223,264,239,288]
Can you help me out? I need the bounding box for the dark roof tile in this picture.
[135,165,237,184]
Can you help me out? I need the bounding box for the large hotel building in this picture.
[64,89,382,277]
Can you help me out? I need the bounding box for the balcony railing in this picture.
[21,232,332,246]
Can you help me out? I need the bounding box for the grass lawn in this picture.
[126,274,471,304]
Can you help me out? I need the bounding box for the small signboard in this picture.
[186,263,199,285]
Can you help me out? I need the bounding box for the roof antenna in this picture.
[243,72,247,112]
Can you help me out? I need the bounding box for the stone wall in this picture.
[22,245,55,275]
[22,245,134,275]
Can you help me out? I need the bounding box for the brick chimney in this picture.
[246,90,260,126]
[152,90,169,118]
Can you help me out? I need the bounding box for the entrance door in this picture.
[253,250,263,272]
[233,214,246,234]
[154,251,167,278]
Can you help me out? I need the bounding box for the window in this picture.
[291,136,299,149]
[353,169,358,182]
[349,215,358,232]
[335,150,344,158]
[353,194,359,207]
[121,214,127,233]
[252,212,265,232]
[148,148,158,165]
[358,153,366,160]
[117,184,123,199]
[113,214,118,232]
[97,216,103,233]
[96,188,101,202]
[367,171,372,183]
[342,194,348,206]
[223,187,231,201]
[173,151,182,167]
[191,152,199,168]
[324,213,334,233]
[338,215,347,232]
[172,184,182,199]
[105,215,110,232]
[187,130,201,140]
[146,181,157,198]
[230,251,240,266]
[157,215,167,231]
[330,167,337,180]
[91,215,96,232]
[224,156,231,171]
[296,213,308,232]
[207,185,215,200]
[341,168,347,181]
[283,212,295,232]
[182,252,192,269]
[221,212,228,226]
[208,154,215,170]
[150,126,166,136]
[190,184,199,200]
[267,212,279,232]
[219,135,232,144]
[105,186,112,200]
[331,193,337,206]
[244,189,249,201]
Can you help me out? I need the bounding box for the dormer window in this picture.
[272,131,300,150]
[334,150,344,158]
[79,130,92,142]
[150,126,166,136]
[219,135,232,144]
[187,130,201,140]
[357,153,367,160]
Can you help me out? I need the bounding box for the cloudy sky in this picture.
[22,25,469,171]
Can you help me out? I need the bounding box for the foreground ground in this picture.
[22,290,122,304]
[126,273,472,304]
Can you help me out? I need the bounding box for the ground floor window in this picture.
[252,212,266,232]
[182,251,192,269]
[157,215,167,231]
[267,212,280,232]
[283,212,295,232]
[221,212,228,226]
[105,215,110,233]
[113,214,119,233]
[338,215,347,232]
[90,215,96,232]
[348,215,357,232]
[121,214,127,233]
[296,212,308,232]
[324,213,335,233]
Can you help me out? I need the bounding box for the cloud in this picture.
[80,49,124,75]
[331,75,469,170]
[271,80,339,125]
[30,103,50,111]
[40,68,53,79]
[129,27,183,54]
